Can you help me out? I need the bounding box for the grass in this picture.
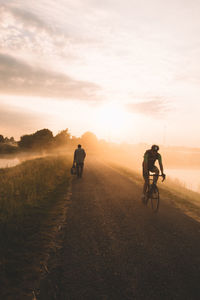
[160,177,200,222]
[0,155,72,299]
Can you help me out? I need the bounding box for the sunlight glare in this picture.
[95,103,132,141]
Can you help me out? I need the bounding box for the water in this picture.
[0,158,20,168]
[166,168,200,193]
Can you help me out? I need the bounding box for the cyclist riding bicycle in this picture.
[142,145,166,200]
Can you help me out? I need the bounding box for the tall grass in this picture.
[0,155,71,221]
[0,155,72,298]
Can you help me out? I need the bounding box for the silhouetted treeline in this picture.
[0,134,17,154]
[0,135,16,144]
[1,128,200,170]
[18,129,54,150]
[0,127,102,155]
[18,128,99,151]
[0,128,101,154]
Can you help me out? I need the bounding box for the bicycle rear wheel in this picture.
[150,185,159,212]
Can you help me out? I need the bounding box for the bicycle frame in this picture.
[145,174,164,212]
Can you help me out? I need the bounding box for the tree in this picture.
[18,129,54,150]
[18,134,33,149]
[10,137,15,143]
[0,135,4,143]
[33,129,54,149]
[54,129,70,146]
[81,131,98,149]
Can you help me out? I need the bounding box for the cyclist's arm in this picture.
[143,152,149,174]
[158,154,164,175]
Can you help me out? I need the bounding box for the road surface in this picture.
[38,158,200,299]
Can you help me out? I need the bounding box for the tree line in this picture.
[0,128,100,154]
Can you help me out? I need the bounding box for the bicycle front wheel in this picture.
[150,185,159,212]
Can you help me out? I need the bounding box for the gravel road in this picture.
[38,158,200,300]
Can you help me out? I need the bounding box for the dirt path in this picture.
[38,158,200,299]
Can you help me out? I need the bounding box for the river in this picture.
[166,168,200,193]
[0,158,20,168]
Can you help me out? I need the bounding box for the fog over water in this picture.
[0,158,20,168]
[166,169,200,193]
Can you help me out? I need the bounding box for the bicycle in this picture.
[143,174,165,212]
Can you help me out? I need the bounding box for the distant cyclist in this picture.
[142,145,166,200]
[73,144,86,178]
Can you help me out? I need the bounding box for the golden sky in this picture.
[0,0,200,146]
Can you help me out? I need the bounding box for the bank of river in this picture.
[166,168,200,193]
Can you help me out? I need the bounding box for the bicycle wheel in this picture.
[150,185,159,212]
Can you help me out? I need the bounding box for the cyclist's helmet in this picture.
[151,144,159,151]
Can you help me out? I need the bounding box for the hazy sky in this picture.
[0,0,200,147]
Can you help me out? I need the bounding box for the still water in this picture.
[0,158,20,168]
[166,169,200,193]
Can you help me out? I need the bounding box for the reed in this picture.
[0,155,71,221]
[0,155,72,298]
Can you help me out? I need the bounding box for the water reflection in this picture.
[0,158,20,168]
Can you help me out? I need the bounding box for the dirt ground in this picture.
[38,158,200,300]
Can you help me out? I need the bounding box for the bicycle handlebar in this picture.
[148,174,166,182]
[148,174,163,176]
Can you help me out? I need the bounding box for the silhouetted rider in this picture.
[73,144,86,178]
[142,145,166,199]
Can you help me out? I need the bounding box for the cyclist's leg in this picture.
[151,165,159,184]
[142,167,149,195]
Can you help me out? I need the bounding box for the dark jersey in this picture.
[143,149,162,169]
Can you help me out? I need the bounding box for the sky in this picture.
[0,0,200,147]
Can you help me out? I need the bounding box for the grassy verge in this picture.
[107,162,200,222]
[0,155,72,299]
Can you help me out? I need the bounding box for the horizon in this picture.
[1,126,200,151]
[1,1,200,147]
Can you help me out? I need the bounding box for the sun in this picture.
[94,103,131,141]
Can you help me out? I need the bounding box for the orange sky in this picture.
[0,1,200,147]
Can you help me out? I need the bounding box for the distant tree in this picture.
[4,137,10,143]
[33,129,54,149]
[70,135,80,147]
[18,129,54,150]
[81,131,98,149]
[18,134,34,149]
[0,135,4,143]
[54,129,70,146]
[10,137,15,143]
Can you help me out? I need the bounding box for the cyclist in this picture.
[142,145,165,200]
[73,144,86,178]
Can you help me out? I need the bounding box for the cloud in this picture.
[0,104,42,128]
[0,102,49,139]
[0,53,101,100]
[0,5,81,63]
[127,99,170,117]
[0,5,54,34]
